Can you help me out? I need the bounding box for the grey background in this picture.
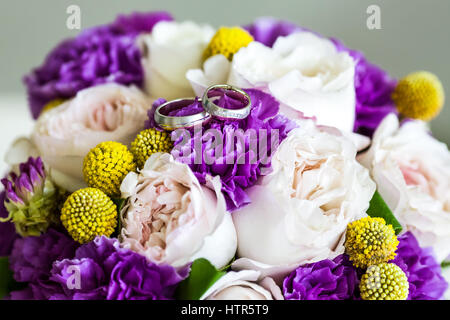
[0,0,449,145]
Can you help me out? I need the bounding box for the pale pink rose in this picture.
[232,119,376,279]
[358,114,450,262]
[201,270,283,300]
[31,83,150,191]
[119,152,237,269]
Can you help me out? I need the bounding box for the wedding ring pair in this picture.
[154,84,251,130]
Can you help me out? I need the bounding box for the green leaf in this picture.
[176,258,226,300]
[111,197,126,237]
[218,257,235,272]
[442,261,450,269]
[0,257,14,299]
[366,191,402,235]
[112,197,126,213]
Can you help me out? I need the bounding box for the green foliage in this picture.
[176,258,226,300]
[0,257,15,299]
[367,191,402,235]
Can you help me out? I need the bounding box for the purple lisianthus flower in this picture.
[1,157,60,237]
[2,157,45,206]
[0,191,19,256]
[146,89,297,211]
[392,232,448,300]
[245,17,397,137]
[10,237,188,300]
[9,229,78,283]
[24,11,173,119]
[283,254,360,300]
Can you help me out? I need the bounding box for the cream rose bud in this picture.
[139,20,214,100]
[201,270,283,300]
[31,83,150,192]
[187,31,356,132]
[232,120,376,272]
[119,152,237,269]
[358,114,450,262]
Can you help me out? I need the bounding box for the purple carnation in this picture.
[332,39,398,137]
[9,229,78,283]
[110,11,173,34]
[353,59,398,137]
[104,250,188,300]
[0,191,19,256]
[283,254,360,300]
[10,237,188,300]
[245,18,397,137]
[146,89,297,211]
[24,11,173,119]
[244,17,305,47]
[392,232,448,300]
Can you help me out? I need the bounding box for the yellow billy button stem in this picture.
[360,263,409,300]
[61,188,118,244]
[392,71,445,121]
[131,128,173,169]
[203,26,254,62]
[83,141,136,197]
[344,217,399,269]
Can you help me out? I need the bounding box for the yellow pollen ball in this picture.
[60,188,118,244]
[203,26,254,62]
[41,98,66,114]
[345,216,399,269]
[83,141,136,197]
[130,129,173,169]
[392,71,445,121]
[360,263,409,300]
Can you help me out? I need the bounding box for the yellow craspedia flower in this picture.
[60,188,117,244]
[392,71,445,121]
[360,263,409,300]
[41,98,66,114]
[131,128,173,169]
[83,141,136,197]
[345,216,399,268]
[203,26,254,61]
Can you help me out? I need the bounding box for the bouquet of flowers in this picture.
[0,11,449,301]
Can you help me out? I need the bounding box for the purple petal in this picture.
[392,232,448,300]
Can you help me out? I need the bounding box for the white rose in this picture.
[187,31,356,132]
[4,137,39,172]
[358,114,450,262]
[201,270,283,300]
[31,83,150,192]
[232,120,375,277]
[139,20,214,100]
[119,153,237,269]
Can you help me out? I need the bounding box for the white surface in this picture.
[0,94,34,176]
